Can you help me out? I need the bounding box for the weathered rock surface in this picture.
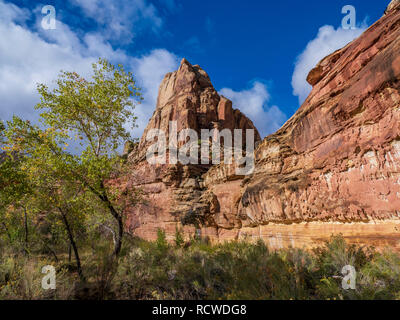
[125,2,400,251]
[125,58,260,240]
[131,58,260,164]
[386,0,400,14]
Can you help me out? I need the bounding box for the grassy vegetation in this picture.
[0,233,399,300]
[1,60,399,301]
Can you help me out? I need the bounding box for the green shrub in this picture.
[156,229,168,251]
[174,227,184,248]
[1,234,400,300]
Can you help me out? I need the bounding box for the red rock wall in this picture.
[125,3,400,251]
[235,3,400,225]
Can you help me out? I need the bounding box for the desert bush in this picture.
[0,251,77,300]
[0,233,399,300]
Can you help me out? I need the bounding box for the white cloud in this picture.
[0,0,283,143]
[0,20,96,121]
[292,25,366,105]
[0,0,178,141]
[70,0,163,44]
[130,49,180,137]
[0,0,30,24]
[220,82,287,137]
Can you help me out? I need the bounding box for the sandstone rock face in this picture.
[386,0,400,14]
[125,4,400,251]
[125,58,260,240]
[132,59,260,163]
[236,4,400,224]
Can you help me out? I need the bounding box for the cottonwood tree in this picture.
[4,119,85,276]
[0,121,32,249]
[6,58,142,258]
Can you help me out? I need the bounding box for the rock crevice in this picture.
[124,4,400,250]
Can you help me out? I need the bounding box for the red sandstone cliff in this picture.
[125,1,400,250]
[124,58,260,238]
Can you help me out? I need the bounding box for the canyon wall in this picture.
[124,2,400,251]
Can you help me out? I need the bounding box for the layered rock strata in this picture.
[125,2,400,251]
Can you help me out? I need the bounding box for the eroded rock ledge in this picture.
[123,2,400,251]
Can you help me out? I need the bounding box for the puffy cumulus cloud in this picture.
[220,82,287,137]
[130,49,180,137]
[292,25,366,105]
[0,0,178,140]
[0,0,284,142]
[0,19,95,121]
[70,0,163,44]
[0,0,31,24]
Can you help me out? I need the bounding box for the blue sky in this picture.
[0,0,388,138]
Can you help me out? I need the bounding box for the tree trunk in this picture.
[23,207,28,246]
[100,224,116,248]
[98,183,123,258]
[45,244,59,263]
[84,180,124,258]
[115,212,123,257]
[58,207,84,281]
[107,204,123,257]
[1,222,11,241]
